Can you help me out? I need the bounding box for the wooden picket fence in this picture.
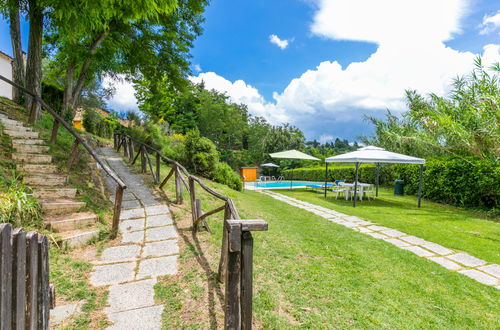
[114,132,267,329]
[0,223,54,329]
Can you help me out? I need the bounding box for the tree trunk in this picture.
[9,2,25,103]
[50,61,74,143]
[25,0,43,123]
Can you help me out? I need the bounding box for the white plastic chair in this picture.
[332,183,348,200]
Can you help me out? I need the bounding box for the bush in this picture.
[83,109,119,138]
[212,162,243,191]
[283,164,392,185]
[185,130,219,177]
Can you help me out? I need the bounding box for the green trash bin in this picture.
[394,180,405,196]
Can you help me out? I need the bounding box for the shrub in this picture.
[283,164,392,185]
[185,130,219,177]
[212,162,243,191]
[83,109,119,138]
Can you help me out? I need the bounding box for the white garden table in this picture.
[339,182,372,201]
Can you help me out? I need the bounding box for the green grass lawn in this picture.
[151,164,499,328]
[275,187,500,264]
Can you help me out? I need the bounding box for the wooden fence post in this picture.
[0,224,13,329]
[37,235,50,330]
[68,139,81,169]
[111,186,124,238]
[123,136,128,158]
[188,176,197,225]
[240,231,253,330]
[224,221,241,329]
[175,166,183,204]
[156,152,161,184]
[12,228,26,330]
[26,231,39,330]
[128,138,134,162]
[141,146,147,173]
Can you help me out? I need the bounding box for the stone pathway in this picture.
[261,190,500,289]
[89,147,179,329]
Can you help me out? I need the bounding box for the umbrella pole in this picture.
[290,169,293,190]
[324,162,329,198]
[353,162,359,207]
[376,163,380,197]
[418,164,423,208]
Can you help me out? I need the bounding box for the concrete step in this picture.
[4,130,39,139]
[17,164,59,175]
[45,212,97,232]
[25,174,67,186]
[33,187,77,199]
[3,125,32,132]
[12,153,52,163]
[14,144,50,154]
[57,229,99,249]
[41,199,85,216]
[0,118,25,127]
[12,139,45,145]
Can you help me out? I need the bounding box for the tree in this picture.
[5,0,25,103]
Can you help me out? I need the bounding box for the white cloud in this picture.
[193,64,202,73]
[318,134,333,144]
[479,11,500,35]
[102,74,140,112]
[269,34,290,49]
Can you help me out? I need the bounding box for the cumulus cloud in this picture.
[102,74,140,112]
[193,64,202,73]
[318,134,334,144]
[479,11,500,35]
[269,34,290,49]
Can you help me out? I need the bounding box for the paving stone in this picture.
[400,236,428,245]
[146,214,173,228]
[145,204,170,216]
[427,257,463,270]
[137,256,178,278]
[338,221,359,228]
[96,245,141,264]
[478,264,500,278]
[90,262,135,286]
[367,225,389,231]
[146,226,178,241]
[380,229,406,238]
[420,242,453,255]
[143,240,179,258]
[402,246,434,257]
[106,279,156,313]
[107,305,164,330]
[121,230,144,244]
[366,232,388,239]
[50,301,83,324]
[351,220,373,226]
[384,238,411,247]
[119,207,145,220]
[121,199,141,209]
[447,253,487,267]
[357,227,373,233]
[119,218,145,233]
[458,269,498,286]
[344,216,362,222]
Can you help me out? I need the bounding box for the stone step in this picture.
[25,174,67,186]
[33,187,77,199]
[4,130,39,139]
[57,229,99,249]
[3,124,32,132]
[41,199,86,215]
[14,144,50,154]
[12,153,52,163]
[0,118,25,127]
[45,212,97,232]
[17,164,59,175]
[12,139,45,145]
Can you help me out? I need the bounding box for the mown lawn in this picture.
[152,165,499,328]
[276,187,500,264]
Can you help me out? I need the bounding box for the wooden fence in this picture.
[0,75,127,238]
[0,223,54,329]
[114,132,267,329]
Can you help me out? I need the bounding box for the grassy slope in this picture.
[276,188,500,263]
[151,161,499,328]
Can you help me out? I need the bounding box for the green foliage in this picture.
[184,130,219,177]
[83,109,118,138]
[392,158,499,209]
[212,162,242,191]
[0,170,43,227]
[282,164,392,184]
[364,58,500,161]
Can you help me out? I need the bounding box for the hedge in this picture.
[283,159,499,210]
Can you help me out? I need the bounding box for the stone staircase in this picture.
[0,111,99,248]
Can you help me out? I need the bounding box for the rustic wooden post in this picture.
[12,228,26,330]
[217,203,231,283]
[156,152,161,184]
[68,139,80,169]
[175,165,183,204]
[37,235,50,330]
[123,136,128,158]
[240,231,253,330]
[194,198,202,230]
[113,133,117,149]
[26,231,39,330]
[224,221,241,329]
[111,186,124,238]
[141,146,147,173]
[0,224,13,329]
[188,176,197,225]
[128,137,134,162]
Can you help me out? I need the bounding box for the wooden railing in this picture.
[0,223,54,329]
[114,132,268,329]
[0,75,127,238]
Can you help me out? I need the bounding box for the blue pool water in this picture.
[254,181,326,188]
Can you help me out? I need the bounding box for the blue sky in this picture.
[1,0,499,142]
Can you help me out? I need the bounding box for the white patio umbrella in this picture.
[260,163,280,167]
[270,150,320,189]
[325,146,425,207]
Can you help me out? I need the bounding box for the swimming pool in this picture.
[250,181,327,189]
